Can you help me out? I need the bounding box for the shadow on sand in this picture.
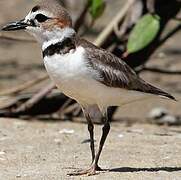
[109,166,181,173]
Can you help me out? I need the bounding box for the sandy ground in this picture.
[0,0,181,179]
[1,118,181,180]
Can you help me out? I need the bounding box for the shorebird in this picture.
[2,0,175,176]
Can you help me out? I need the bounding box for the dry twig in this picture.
[94,0,135,46]
[114,0,143,39]
[0,74,48,96]
[74,1,90,32]
[137,66,181,75]
[0,32,35,43]
[13,82,55,114]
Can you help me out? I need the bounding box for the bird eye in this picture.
[35,14,49,23]
[32,6,40,12]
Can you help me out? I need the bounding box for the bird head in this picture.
[2,0,75,43]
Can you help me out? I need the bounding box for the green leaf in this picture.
[127,14,160,54]
[89,0,106,20]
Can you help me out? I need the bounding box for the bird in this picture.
[2,0,176,176]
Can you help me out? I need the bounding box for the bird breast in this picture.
[43,46,100,104]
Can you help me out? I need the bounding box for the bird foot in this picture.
[67,164,103,176]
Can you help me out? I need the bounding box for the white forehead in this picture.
[25,10,54,21]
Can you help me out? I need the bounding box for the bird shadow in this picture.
[108,166,181,173]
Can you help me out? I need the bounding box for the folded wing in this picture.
[79,39,175,101]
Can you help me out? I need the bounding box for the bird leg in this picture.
[68,108,110,176]
[89,111,110,175]
[83,107,95,163]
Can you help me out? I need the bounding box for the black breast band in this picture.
[43,38,76,58]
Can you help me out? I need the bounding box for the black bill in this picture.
[1,19,28,31]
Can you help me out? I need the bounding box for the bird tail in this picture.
[136,80,176,101]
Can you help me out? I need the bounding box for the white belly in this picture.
[44,46,99,105]
[43,46,153,108]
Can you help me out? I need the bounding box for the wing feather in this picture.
[77,39,175,100]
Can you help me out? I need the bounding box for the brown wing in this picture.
[78,39,175,100]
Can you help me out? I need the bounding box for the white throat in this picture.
[42,27,75,50]
[26,26,75,50]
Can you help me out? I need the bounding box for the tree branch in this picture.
[94,0,135,46]
[0,74,48,96]
[12,82,55,114]
[158,24,181,47]
[136,66,181,75]
[74,1,90,32]
[0,33,35,43]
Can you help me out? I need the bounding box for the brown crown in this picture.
[33,0,72,28]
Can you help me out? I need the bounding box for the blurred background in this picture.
[0,0,181,179]
[0,0,180,122]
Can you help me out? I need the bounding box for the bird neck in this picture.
[42,36,76,58]
[42,27,78,58]
[42,27,76,51]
